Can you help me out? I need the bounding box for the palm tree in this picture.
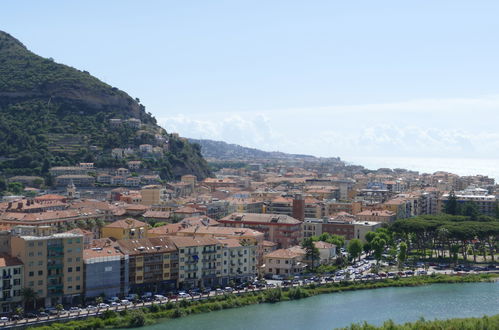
[21,288,38,311]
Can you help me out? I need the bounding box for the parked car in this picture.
[178,292,191,298]
[98,303,110,308]
[120,300,131,306]
[0,316,8,322]
[154,294,166,300]
[224,287,234,293]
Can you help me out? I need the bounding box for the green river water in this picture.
[135,282,499,329]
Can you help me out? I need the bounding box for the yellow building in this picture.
[10,228,84,307]
[101,218,149,240]
[141,185,170,205]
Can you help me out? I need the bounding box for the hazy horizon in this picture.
[3,1,499,162]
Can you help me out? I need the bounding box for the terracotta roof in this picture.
[142,211,171,219]
[220,213,301,225]
[168,236,220,248]
[0,253,23,267]
[104,218,147,229]
[34,194,66,201]
[216,238,242,248]
[264,248,303,259]
[148,223,185,235]
[178,226,263,238]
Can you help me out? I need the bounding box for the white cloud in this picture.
[157,94,499,159]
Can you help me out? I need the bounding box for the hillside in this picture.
[189,138,341,162]
[0,31,210,180]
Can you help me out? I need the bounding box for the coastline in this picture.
[26,273,499,330]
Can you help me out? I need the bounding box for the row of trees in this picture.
[391,214,498,263]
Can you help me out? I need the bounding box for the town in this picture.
[0,154,497,327]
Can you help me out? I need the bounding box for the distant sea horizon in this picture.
[345,156,499,181]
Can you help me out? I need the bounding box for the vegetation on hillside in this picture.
[0,31,210,180]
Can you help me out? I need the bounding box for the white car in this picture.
[154,294,166,300]
[0,316,8,322]
[110,302,120,307]
[178,292,190,298]
[120,300,131,306]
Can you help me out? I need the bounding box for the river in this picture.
[135,282,499,329]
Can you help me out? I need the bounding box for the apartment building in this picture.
[168,236,222,289]
[262,248,307,277]
[83,238,129,299]
[101,218,149,240]
[10,229,84,307]
[176,226,264,264]
[0,254,23,314]
[219,213,302,249]
[117,237,178,293]
[438,187,498,216]
[218,238,256,285]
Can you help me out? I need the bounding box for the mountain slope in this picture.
[189,138,341,161]
[0,31,210,180]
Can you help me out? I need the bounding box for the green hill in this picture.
[0,31,210,180]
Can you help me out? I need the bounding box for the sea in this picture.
[345,156,499,181]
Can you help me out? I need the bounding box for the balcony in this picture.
[2,275,11,279]
[48,245,63,252]
[47,264,63,270]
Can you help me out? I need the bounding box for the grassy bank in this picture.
[339,314,499,329]
[28,273,498,330]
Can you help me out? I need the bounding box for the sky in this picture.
[2,0,499,163]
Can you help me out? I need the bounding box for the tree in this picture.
[21,288,38,311]
[371,236,386,267]
[363,242,371,255]
[55,304,64,315]
[347,239,362,262]
[302,238,320,270]
[398,242,408,269]
[76,220,86,229]
[444,190,458,215]
[14,306,23,316]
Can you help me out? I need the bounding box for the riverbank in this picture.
[27,273,498,330]
[340,314,499,329]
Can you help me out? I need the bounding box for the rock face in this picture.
[0,31,141,117]
[0,31,211,180]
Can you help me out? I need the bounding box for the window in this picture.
[14,279,20,285]
[76,276,80,281]
[67,257,72,262]
[28,252,34,257]
[67,249,72,253]
[38,270,43,276]
[76,257,80,262]
[67,239,72,244]
[37,252,42,256]
[28,242,34,247]
[38,261,43,266]
[67,286,73,290]
[67,277,72,282]
[28,272,34,277]
[13,268,20,275]
[67,267,73,273]
[37,242,43,246]
[76,266,81,272]
[76,285,80,290]
[75,238,81,244]
[37,280,43,285]
[29,281,34,286]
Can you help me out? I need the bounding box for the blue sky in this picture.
[2,1,499,161]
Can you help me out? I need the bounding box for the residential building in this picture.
[218,238,256,285]
[262,248,307,277]
[219,213,302,249]
[0,254,23,314]
[10,229,84,307]
[168,236,222,289]
[83,238,129,298]
[101,219,149,240]
[117,237,178,293]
